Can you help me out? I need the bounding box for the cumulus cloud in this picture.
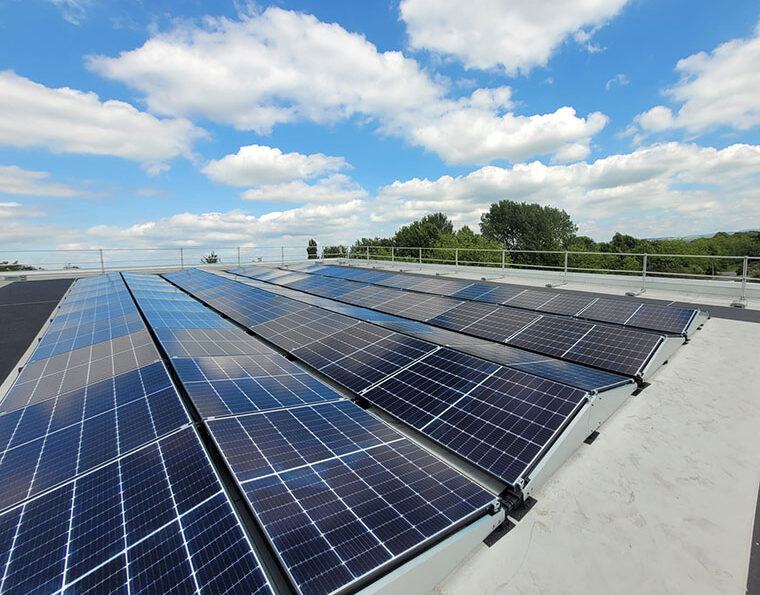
[202,144,349,186]
[375,142,760,238]
[399,0,630,74]
[0,165,80,197]
[87,8,606,165]
[631,22,760,138]
[240,174,367,203]
[0,71,204,173]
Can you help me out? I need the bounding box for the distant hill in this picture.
[646,229,760,241]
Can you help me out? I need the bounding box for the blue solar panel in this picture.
[0,428,274,594]
[207,401,493,595]
[0,361,190,511]
[172,355,343,417]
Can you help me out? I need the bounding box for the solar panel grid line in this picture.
[498,288,527,304]
[622,303,645,325]
[356,345,442,396]
[501,313,545,343]
[571,296,599,317]
[558,325,597,358]
[417,366,504,433]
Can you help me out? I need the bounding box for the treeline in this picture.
[312,200,760,278]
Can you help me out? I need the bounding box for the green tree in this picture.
[0,260,36,271]
[322,245,347,258]
[307,239,318,259]
[201,251,220,264]
[480,201,578,251]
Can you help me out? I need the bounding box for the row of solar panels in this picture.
[0,272,500,595]
[227,266,673,380]
[0,274,274,594]
[162,269,611,489]
[282,263,702,337]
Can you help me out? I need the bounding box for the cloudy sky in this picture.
[1,0,759,251]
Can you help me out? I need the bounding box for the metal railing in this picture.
[0,245,312,275]
[340,245,760,299]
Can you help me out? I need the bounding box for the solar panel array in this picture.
[277,263,700,337]
[231,266,665,378]
[124,273,496,595]
[0,273,274,594]
[162,269,594,487]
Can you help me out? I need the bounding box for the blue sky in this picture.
[1,0,759,253]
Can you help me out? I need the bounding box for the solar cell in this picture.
[577,298,641,325]
[508,317,596,358]
[155,327,274,358]
[565,325,663,377]
[0,428,274,595]
[536,293,595,316]
[503,289,556,310]
[207,401,493,595]
[172,354,343,417]
[626,304,696,336]
[0,361,190,511]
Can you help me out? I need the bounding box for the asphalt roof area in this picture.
[0,278,72,382]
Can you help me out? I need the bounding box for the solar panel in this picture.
[0,428,273,594]
[503,289,556,310]
[376,274,427,289]
[536,293,595,316]
[361,348,499,429]
[459,308,540,342]
[408,278,469,295]
[426,301,499,332]
[473,286,526,304]
[155,327,274,357]
[0,361,190,511]
[376,293,460,321]
[341,285,400,307]
[626,304,697,336]
[171,355,343,417]
[564,325,663,377]
[207,401,493,595]
[576,298,641,325]
[1,330,160,414]
[451,283,500,301]
[508,359,630,391]
[508,317,596,358]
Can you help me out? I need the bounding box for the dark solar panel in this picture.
[509,359,631,391]
[172,354,342,417]
[461,308,540,342]
[155,327,274,357]
[565,325,663,377]
[508,317,596,357]
[376,274,427,289]
[423,368,588,484]
[536,293,595,316]
[451,283,500,301]
[361,348,499,429]
[473,286,526,304]
[0,362,190,511]
[427,302,499,332]
[208,401,493,595]
[408,278,469,295]
[0,428,273,594]
[577,298,641,325]
[626,304,696,335]
[503,289,556,310]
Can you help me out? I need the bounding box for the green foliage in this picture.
[200,251,220,264]
[0,260,36,271]
[307,239,318,259]
[480,201,577,251]
[323,245,347,258]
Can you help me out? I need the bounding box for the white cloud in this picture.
[0,71,204,172]
[241,174,367,203]
[87,8,606,165]
[399,0,630,74]
[46,0,91,25]
[0,165,80,197]
[202,144,348,186]
[605,73,629,91]
[632,22,760,137]
[375,142,760,239]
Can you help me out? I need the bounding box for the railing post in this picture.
[419,247,422,265]
[366,246,370,261]
[99,249,104,274]
[564,251,568,282]
[455,248,459,269]
[642,253,648,286]
[501,250,505,269]
[237,246,241,267]
[391,246,395,263]
[281,246,284,266]
[741,255,749,299]
[180,248,184,269]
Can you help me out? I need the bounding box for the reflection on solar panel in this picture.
[237,266,660,378]
[172,355,342,417]
[0,428,273,594]
[154,327,273,357]
[298,265,700,336]
[208,400,494,595]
